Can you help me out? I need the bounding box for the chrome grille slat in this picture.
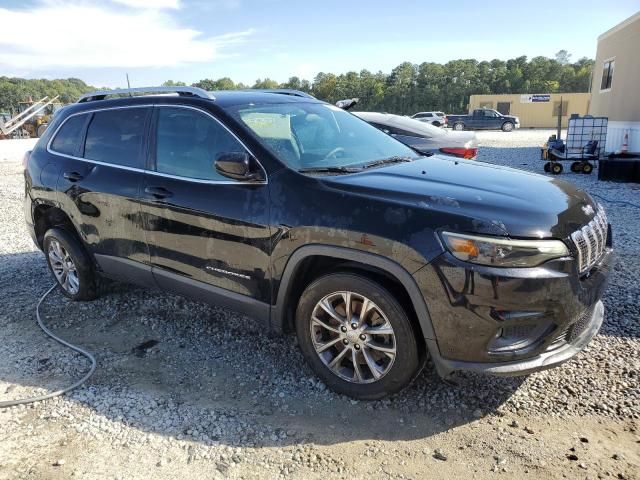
[571,206,608,275]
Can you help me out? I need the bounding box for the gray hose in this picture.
[0,284,96,408]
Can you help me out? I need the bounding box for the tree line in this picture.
[0,77,93,113]
[0,51,593,115]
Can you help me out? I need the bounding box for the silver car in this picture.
[354,112,478,159]
[411,111,447,127]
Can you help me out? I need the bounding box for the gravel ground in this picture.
[0,132,638,479]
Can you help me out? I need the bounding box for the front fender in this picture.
[270,244,437,343]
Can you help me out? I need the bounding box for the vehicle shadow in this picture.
[0,251,526,448]
[0,250,633,451]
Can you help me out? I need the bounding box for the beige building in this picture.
[589,12,640,153]
[468,93,591,128]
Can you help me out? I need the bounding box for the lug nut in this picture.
[342,339,349,345]
[351,323,358,330]
[359,334,366,341]
[340,326,347,333]
[354,344,361,350]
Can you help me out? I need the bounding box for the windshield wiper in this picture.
[359,156,415,169]
[298,166,361,174]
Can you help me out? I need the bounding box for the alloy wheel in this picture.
[310,291,397,384]
[48,239,80,294]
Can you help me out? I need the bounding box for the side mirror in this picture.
[215,152,260,181]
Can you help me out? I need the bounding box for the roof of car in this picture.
[75,87,320,108]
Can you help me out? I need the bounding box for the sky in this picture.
[0,0,638,88]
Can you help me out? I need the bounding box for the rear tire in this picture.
[501,122,514,132]
[544,162,551,172]
[43,228,98,301]
[551,162,563,175]
[453,123,464,131]
[296,273,422,400]
[571,161,583,173]
[432,121,441,127]
[581,162,593,174]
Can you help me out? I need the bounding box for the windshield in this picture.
[228,103,419,171]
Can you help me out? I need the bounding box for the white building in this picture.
[589,12,640,154]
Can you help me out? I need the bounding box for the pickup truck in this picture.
[447,109,520,132]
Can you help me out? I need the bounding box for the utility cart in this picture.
[540,115,608,175]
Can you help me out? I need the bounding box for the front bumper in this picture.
[428,300,603,376]
[414,247,613,377]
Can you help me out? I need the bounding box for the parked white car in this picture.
[354,112,478,159]
[411,111,447,127]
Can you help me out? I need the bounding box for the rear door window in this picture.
[84,108,149,168]
[50,114,88,156]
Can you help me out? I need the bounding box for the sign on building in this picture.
[520,94,551,103]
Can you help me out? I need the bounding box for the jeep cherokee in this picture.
[24,86,613,399]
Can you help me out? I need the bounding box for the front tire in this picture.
[296,273,422,400]
[501,121,514,132]
[44,228,98,301]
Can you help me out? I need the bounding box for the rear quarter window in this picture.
[84,108,149,168]
[50,114,87,156]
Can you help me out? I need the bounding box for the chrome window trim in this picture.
[47,103,268,185]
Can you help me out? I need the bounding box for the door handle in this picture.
[63,171,83,182]
[144,186,173,199]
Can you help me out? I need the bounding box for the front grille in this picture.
[548,305,595,350]
[567,307,593,342]
[570,207,608,274]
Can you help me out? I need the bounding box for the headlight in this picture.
[440,231,569,267]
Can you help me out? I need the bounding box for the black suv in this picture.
[24,86,613,399]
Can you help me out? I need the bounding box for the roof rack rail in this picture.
[248,89,316,99]
[77,86,213,103]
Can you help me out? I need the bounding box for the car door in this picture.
[468,110,481,129]
[53,106,153,281]
[484,110,499,129]
[140,104,272,312]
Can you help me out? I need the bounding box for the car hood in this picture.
[325,156,596,239]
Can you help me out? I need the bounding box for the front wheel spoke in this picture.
[352,350,364,382]
[362,348,383,379]
[53,241,64,259]
[68,273,79,290]
[365,341,396,355]
[314,336,342,353]
[328,346,350,369]
[363,322,394,336]
[341,291,352,322]
[358,298,372,326]
[319,299,345,324]
[312,316,341,334]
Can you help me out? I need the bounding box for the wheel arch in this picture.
[271,245,436,345]
[33,203,80,249]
